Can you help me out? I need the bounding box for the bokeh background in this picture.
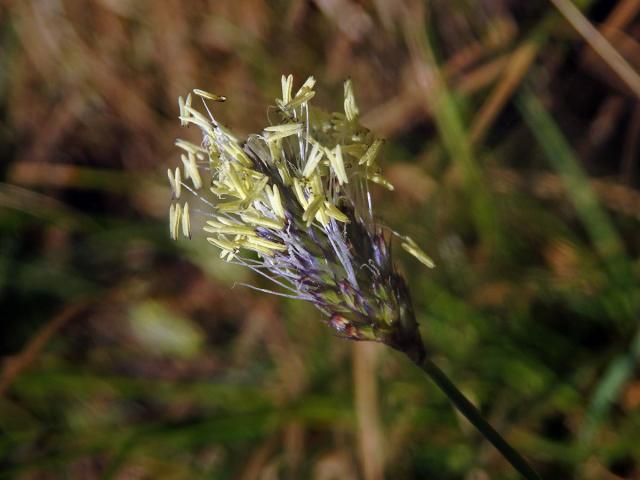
[2,0,640,478]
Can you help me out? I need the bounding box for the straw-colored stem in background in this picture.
[549,0,640,99]
[353,342,385,480]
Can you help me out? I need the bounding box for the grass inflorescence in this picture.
[169,75,434,351]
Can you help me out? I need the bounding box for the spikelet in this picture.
[193,88,226,102]
[343,79,359,122]
[401,236,435,269]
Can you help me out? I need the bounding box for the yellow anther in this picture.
[181,202,191,238]
[203,222,256,237]
[303,142,324,178]
[359,139,384,167]
[326,145,348,185]
[244,236,287,252]
[206,236,237,251]
[401,237,435,268]
[293,178,308,209]
[281,74,293,104]
[343,79,359,122]
[169,203,182,240]
[266,184,285,219]
[193,89,226,101]
[303,195,324,226]
[367,172,394,191]
[240,212,284,230]
[324,202,350,223]
[167,167,181,199]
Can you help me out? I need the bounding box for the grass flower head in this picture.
[168,75,542,480]
[169,75,434,356]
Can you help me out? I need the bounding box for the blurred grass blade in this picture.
[518,87,640,452]
[579,329,640,447]
[0,182,95,230]
[516,88,626,264]
[402,5,502,252]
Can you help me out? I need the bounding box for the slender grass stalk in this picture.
[169,75,542,480]
[518,86,638,456]
[404,349,541,480]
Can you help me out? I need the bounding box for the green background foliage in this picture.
[1,1,639,478]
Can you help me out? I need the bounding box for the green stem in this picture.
[409,354,541,480]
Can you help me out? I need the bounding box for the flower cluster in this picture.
[168,75,433,352]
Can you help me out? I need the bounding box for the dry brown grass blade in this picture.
[313,0,373,42]
[149,0,196,102]
[0,183,93,230]
[0,301,90,396]
[550,0,640,99]
[7,163,126,191]
[15,93,87,165]
[578,96,626,159]
[443,39,497,78]
[13,1,157,133]
[362,54,510,137]
[353,342,384,480]
[283,420,304,477]
[489,166,640,217]
[235,434,280,480]
[601,0,640,33]
[621,103,640,183]
[470,42,539,145]
[457,55,510,95]
[363,13,512,137]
